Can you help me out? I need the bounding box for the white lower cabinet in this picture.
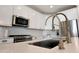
[0,38,14,43]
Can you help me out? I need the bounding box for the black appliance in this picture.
[12,15,29,27]
[9,35,32,43]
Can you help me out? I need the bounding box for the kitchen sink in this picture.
[29,40,59,49]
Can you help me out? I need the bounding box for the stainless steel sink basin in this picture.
[29,40,59,49]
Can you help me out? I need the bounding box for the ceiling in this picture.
[27,5,76,14]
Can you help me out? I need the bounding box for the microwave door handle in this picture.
[13,16,16,24]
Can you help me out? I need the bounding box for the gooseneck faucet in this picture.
[45,13,71,49]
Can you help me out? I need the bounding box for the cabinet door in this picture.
[0,5,13,26]
[29,12,45,29]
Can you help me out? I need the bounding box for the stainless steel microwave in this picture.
[12,15,29,27]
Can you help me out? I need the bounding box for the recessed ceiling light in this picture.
[50,5,53,8]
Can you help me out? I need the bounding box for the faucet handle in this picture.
[58,39,65,49]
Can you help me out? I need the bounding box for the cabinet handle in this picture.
[2,40,7,42]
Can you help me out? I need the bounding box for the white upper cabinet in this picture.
[28,10,46,29]
[0,6,13,26]
[60,7,78,20]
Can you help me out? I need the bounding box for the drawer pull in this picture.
[2,40,7,42]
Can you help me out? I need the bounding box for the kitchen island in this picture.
[0,37,79,53]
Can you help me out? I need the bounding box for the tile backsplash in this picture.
[0,27,9,37]
[8,27,43,40]
[8,27,58,40]
[0,26,58,40]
